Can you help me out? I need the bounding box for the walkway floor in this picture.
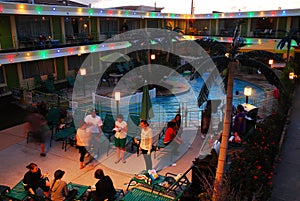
[0,123,203,192]
[271,84,300,201]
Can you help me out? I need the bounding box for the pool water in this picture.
[123,76,265,124]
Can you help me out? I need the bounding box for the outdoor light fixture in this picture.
[79,68,86,76]
[269,59,274,66]
[244,87,252,104]
[289,72,297,80]
[151,54,156,60]
[115,91,121,115]
[79,68,87,96]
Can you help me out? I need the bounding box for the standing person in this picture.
[50,170,77,201]
[201,100,212,139]
[114,114,128,164]
[139,120,153,170]
[233,104,246,137]
[23,163,50,197]
[75,121,91,169]
[84,109,103,158]
[88,169,116,201]
[24,113,48,157]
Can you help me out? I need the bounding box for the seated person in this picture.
[50,170,78,201]
[23,163,50,197]
[50,170,77,201]
[164,122,178,146]
[171,114,182,136]
[163,122,182,155]
[88,169,116,201]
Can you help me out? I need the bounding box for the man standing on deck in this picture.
[84,109,103,159]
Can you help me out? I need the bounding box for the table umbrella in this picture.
[100,52,131,63]
[140,84,154,120]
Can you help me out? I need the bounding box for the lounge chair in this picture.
[121,187,172,201]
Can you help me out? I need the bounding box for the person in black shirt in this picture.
[23,163,50,196]
[88,169,116,201]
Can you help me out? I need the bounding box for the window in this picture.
[21,59,54,79]
[147,19,159,28]
[16,16,51,40]
[67,54,90,71]
[100,18,119,35]
[0,66,5,84]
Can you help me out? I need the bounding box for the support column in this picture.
[10,16,18,49]
[60,17,66,44]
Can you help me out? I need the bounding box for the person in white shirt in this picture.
[84,109,103,134]
[114,114,128,164]
[84,109,103,159]
[139,120,153,170]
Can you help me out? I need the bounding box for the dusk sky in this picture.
[74,0,300,14]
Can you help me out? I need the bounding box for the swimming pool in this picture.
[89,75,265,126]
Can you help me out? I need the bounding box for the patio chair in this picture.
[153,127,176,161]
[53,121,77,151]
[117,64,125,74]
[152,165,193,200]
[121,187,172,201]
[44,79,67,99]
[47,107,61,146]
[127,114,141,152]
[123,63,130,71]
[66,76,75,88]
[102,113,115,142]
[4,180,28,201]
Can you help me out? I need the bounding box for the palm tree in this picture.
[162,25,184,63]
[277,29,300,62]
[194,21,285,200]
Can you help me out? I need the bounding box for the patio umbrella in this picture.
[100,52,131,63]
[140,84,154,120]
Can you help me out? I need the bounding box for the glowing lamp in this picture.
[79,68,87,76]
[115,92,121,101]
[151,54,156,60]
[244,87,252,104]
[269,59,274,65]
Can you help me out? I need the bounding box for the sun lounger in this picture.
[5,180,29,201]
[121,187,172,201]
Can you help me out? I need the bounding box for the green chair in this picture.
[66,76,75,88]
[47,107,61,146]
[53,121,77,151]
[102,113,115,141]
[66,183,89,200]
[126,114,140,153]
[121,187,172,201]
[44,79,67,100]
[5,180,29,201]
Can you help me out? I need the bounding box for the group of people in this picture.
[74,108,183,171]
[23,163,116,201]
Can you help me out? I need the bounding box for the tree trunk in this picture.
[212,61,236,201]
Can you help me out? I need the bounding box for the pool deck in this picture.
[0,71,295,200]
